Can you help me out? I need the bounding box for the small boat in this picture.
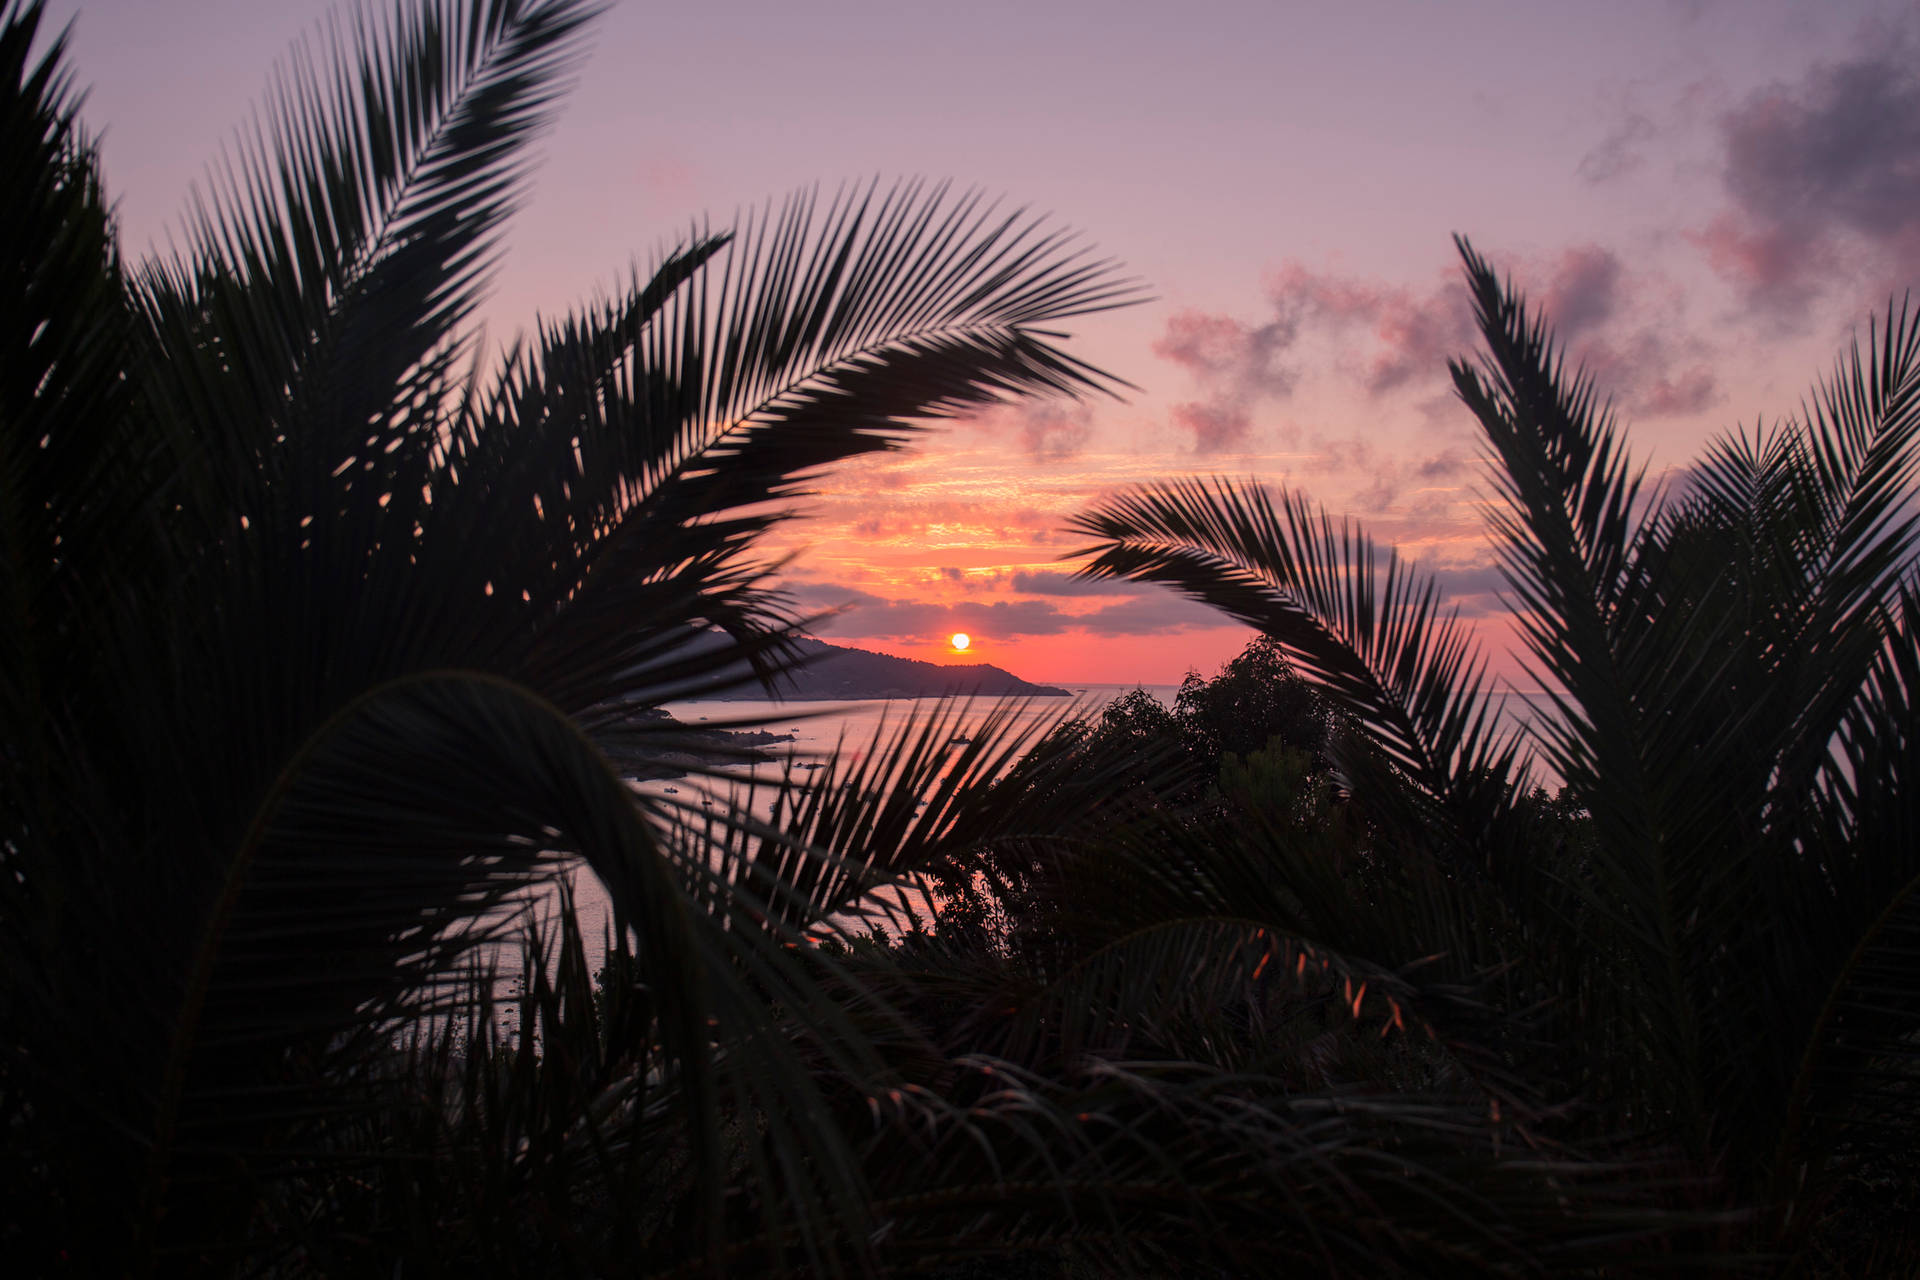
[948,735,972,746]
[664,786,679,793]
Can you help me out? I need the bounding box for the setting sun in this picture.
[950,632,970,652]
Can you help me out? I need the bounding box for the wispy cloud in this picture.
[1263,263,1479,396]
[960,397,1099,460]
[1155,244,1717,474]
[1153,309,1303,451]
[1694,25,1920,322]
[787,576,1223,640]
[1541,246,1624,337]
[1578,110,1657,185]
[1008,569,1131,597]
[1152,265,1477,454]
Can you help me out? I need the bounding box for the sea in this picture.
[494,684,1555,994]
[507,685,1173,976]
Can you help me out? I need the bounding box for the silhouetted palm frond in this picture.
[1064,236,1920,1269]
[1068,477,1521,832]
[0,0,1149,1269]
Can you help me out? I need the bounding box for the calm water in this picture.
[494,684,1556,993]
[497,686,1174,989]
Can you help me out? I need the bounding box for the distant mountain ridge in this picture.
[697,636,1068,701]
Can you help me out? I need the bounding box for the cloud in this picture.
[808,594,1077,640]
[1154,310,1300,394]
[1170,401,1253,452]
[800,487,1066,547]
[1425,564,1511,618]
[1697,37,1920,318]
[1638,363,1719,417]
[1153,309,1303,452]
[1157,241,1718,471]
[962,398,1098,459]
[786,575,1229,641]
[1080,591,1238,635]
[1690,213,1822,313]
[1525,247,1719,420]
[1152,266,1477,452]
[1541,246,1624,338]
[1566,328,1720,420]
[785,580,891,615]
[1726,57,1920,240]
[635,151,699,202]
[1243,264,1480,397]
[1283,435,1474,514]
[1015,399,1095,458]
[1578,111,1656,184]
[1008,570,1129,597]
[1321,272,1479,395]
[786,574,1083,640]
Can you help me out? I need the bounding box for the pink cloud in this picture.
[1259,262,1478,394]
[1171,400,1252,452]
[1156,242,1718,471]
[1154,311,1295,391]
[1566,325,1721,420]
[1687,211,1828,315]
[1356,284,1478,393]
[1638,364,1719,417]
[1578,110,1656,185]
[1696,35,1920,321]
[1540,246,1624,338]
[960,398,1098,460]
[1152,263,1476,453]
[1152,308,1301,453]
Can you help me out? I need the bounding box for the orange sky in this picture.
[51,0,1920,688]
[771,424,1523,687]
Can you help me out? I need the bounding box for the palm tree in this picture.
[1065,238,1920,1269]
[23,0,1881,1265]
[0,0,1149,1269]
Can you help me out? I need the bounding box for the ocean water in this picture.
[653,684,1179,769]
[492,683,1557,995]
[494,686,1174,992]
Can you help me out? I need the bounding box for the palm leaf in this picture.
[1,0,1135,1266]
[653,697,1129,934]
[1067,476,1522,852]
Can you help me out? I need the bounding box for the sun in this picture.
[950,632,970,652]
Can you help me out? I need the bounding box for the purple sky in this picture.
[47,0,1920,682]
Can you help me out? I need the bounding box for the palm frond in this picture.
[1067,476,1518,839]
[826,1056,1719,1278]
[0,0,145,823]
[1773,580,1920,1197]
[3,0,1148,1266]
[654,696,1131,935]
[1448,241,1805,1154]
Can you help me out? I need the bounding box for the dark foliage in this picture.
[1066,239,1920,1273]
[15,0,1916,1272]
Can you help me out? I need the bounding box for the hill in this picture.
[694,636,1069,701]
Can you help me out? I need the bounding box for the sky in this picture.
[44,0,1920,684]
